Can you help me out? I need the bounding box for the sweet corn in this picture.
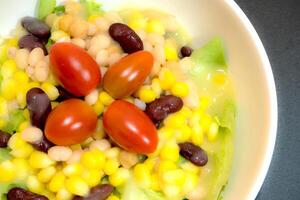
[0,97,8,117]
[157,160,177,174]
[180,162,200,174]
[51,30,70,42]
[164,40,178,61]
[207,121,219,141]
[16,90,27,108]
[8,133,25,149]
[104,159,120,175]
[199,96,211,110]
[160,140,180,162]
[14,71,29,84]
[128,18,147,31]
[0,45,8,63]
[37,166,56,183]
[93,101,105,116]
[183,172,199,194]
[12,158,33,180]
[171,82,189,97]
[10,142,34,158]
[191,124,204,146]
[159,68,176,90]
[81,149,106,169]
[158,127,174,140]
[138,87,156,103]
[176,125,192,142]
[2,79,17,100]
[41,82,59,101]
[0,160,16,182]
[1,59,17,78]
[18,120,30,132]
[82,169,103,187]
[56,188,73,200]
[63,163,83,177]
[27,175,44,193]
[107,195,120,200]
[48,172,66,193]
[144,157,158,171]
[29,151,55,169]
[66,176,89,196]
[6,38,18,47]
[26,82,40,92]
[99,91,114,106]
[164,113,187,128]
[213,73,227,86]
[201,114,212,132]
[162,169,186,186]
[178,106,192,118]
[109,167,130,186]
[23,109,30,120]
[189,112,201,127]
[133,163,152,188]
[163,184,181,198]
[88,15,101,22]
[150,174,161,191]
[105,147,120,159]
[151,78,162,97]
[146,19,165,35]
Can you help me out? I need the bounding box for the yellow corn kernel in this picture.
[104,159,120,175]
[191,124,204,146]
[199,96,211,110]
[207,121,219,141]
[18,121,30,132]
[171,82,189,97]
[180,162,200,174]
[56,188,73,200]
[0,45,8,63]
[93,101,104,116]
[8,133,25,149]
[158,127,174,140]
[51,101,59,108]
[183,172,200,194]
[82,169,103,187]
[178,106,192,118]
[159,68,176,90]
[16,88,26,108]
[109,167,130,187]
[213,73,227,86]
[107,195,120,200]
[151,78,162,97]
[1,59,17,78]
[48,172,66,193]
[88,15,101,22]
[14,71,29,84]
[128,18,147,31]
[46,73,59,86]
[164,113,187,128]
[51,30,70,42]
[162,169,186,186]
[29,151,55,169]
[163,184,181,198]
[26,82,40,92]
[10,142,34,158]
[201,114,212,132]
[0,160,16,182]
[12,158,33,180]
[27,175,44,193]
[164,40,178,61]
[144,158,158,172]
[138,87,156,103]
[0,119,7,129]
[66,176,89,196]
[175,125,192,142]
[133,163,151,188]
[189,112,201,127]
[150,174,161,191]
[23,109,30,120]
[160,140,179,162]
[37,166,56,183]
[146,19,165,35]
[99,91,114,106]
[158,160,177,174]
[0,97,8,117]
[105,147,120,159]
[41,82,59,101]
[6,38,18,47]
[63,163,83,177]
[81,149,106,169]
[2,79,17,100]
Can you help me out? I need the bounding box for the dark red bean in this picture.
[31,136,54,153]
[145,95,183,122]
[0,130,11,147]
[109,23,143,54]
[180,46,193,58]
[73,184,114,200]
[21,16,50,40]
[26,88,51,130]
[179,142,208,166]
[19,34,48,55]
[7,187,48,200]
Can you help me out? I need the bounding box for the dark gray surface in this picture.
[234,0,300,199]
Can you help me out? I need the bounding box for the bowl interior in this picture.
[0,0,277,199]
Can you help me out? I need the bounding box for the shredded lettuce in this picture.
[36,0,57,20]
[80,0,104,18]
[0,148,11,162]
[54,5,65,15]
[2,110,25,134]
[216,100,236,132]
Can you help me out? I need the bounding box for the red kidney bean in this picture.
[0,130,11,148]
[180,46,193,58]
[26,88,52,130]
[109,23,143,54]
[73,184,114,200]
[31,136,54,153]
[145,95,183,122]
[7,187,48,200]
[19,34,48,55]
[21,16,50,40]
[179,142,208,166]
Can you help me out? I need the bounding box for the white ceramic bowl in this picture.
[0,0,277,199]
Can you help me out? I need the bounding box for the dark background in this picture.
[234,0,300,199]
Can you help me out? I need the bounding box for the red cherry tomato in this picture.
[103,100,158,154]
[103,51,153,99]
[45,99,98,146]
[50,42,101,97]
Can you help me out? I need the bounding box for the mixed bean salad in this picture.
[0,0,236,200]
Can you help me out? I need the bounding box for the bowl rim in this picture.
[225,0,278,199]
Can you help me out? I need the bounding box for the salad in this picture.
[0,0,236,200]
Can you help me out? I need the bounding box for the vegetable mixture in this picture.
[0,0,236,200]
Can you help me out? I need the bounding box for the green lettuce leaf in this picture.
[36,0,57,20]
[80,0,104,18]
[216,100,236,132]
[0,148,11,162]
[54,5,65,15]
[2,110,25,134]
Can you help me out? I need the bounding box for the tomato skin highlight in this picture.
[50,42,101,97]
[103,51,154,99]
[45,99,98,146]
[103,100,158,154]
